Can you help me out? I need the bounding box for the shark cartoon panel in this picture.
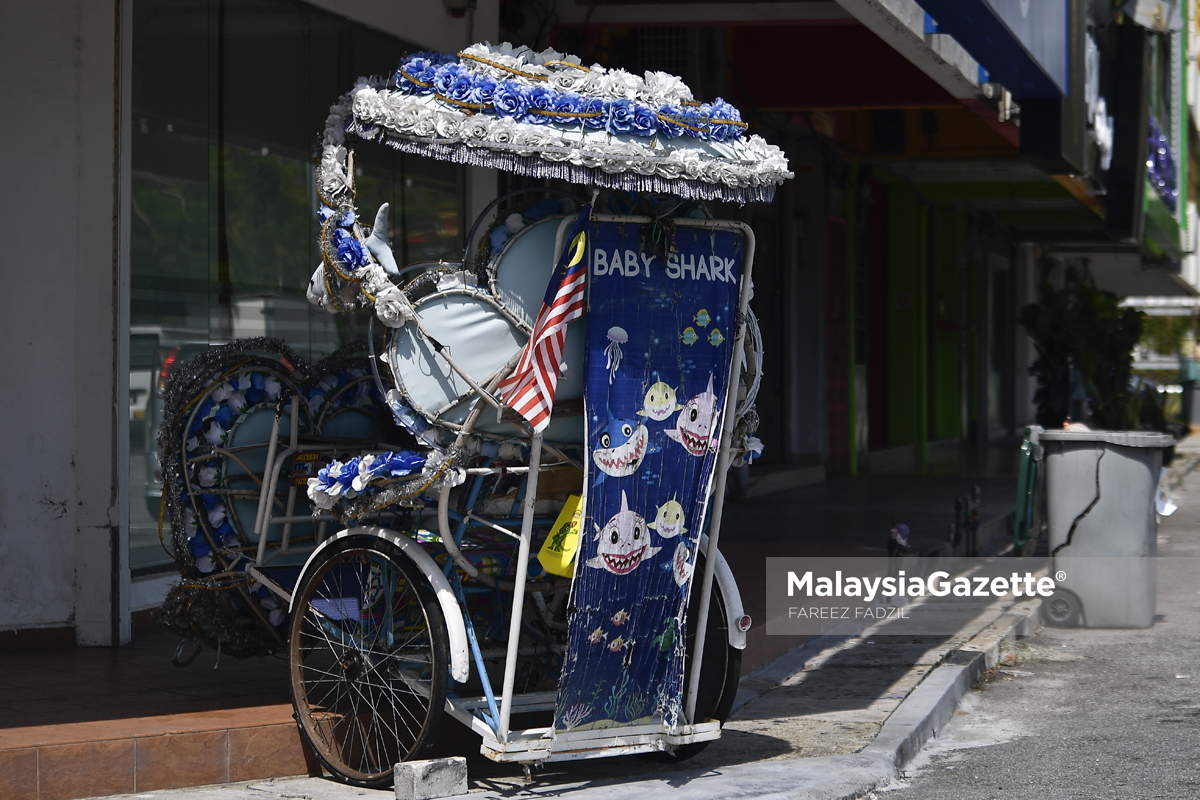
[553,219,744,733]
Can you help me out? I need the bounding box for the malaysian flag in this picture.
[497,204,593,432]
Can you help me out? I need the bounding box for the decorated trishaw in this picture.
[156,42,790,788]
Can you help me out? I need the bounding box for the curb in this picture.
[92,600,1046,800]
[854,596,1044,788]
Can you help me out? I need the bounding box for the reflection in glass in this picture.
[129,0,463,572]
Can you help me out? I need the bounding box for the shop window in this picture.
[128,0,463,573]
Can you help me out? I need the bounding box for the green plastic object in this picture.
[1013,426,1042,548]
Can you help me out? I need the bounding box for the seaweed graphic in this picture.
[588,680,606,707]
[559,703,593,730]
[624,687,647,720]
[604,671,632,720]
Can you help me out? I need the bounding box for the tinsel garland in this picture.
[348,120,781,204]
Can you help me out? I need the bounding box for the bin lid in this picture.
[1038,430,1176,447]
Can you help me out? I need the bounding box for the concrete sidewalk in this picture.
[0,446,1020,800]
[87,561,1045,800]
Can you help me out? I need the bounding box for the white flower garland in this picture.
[457,42,696,106]
[320,83,790,202]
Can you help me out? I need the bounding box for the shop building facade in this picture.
[2,0,1195,644]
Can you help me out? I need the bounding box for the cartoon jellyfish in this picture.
[604,326,627,384]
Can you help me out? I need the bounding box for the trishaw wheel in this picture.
[289,536,450,788]
[646,553,741,762]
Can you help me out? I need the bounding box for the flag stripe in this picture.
[497,205,593,432]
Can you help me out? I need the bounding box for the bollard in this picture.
[394,757,468,800]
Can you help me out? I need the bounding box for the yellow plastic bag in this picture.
[537,494,583,578]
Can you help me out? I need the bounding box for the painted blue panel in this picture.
[552,221,742,733]
[918,0,1067,98]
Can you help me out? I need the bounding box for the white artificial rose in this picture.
[641,71,692,105]
[412,112,437,138]
[390,102,419,134]
[462,115,490,142]
[435,111,464,139]
[512,127,548,155]
[487,116,517,144]
[374,285,413,328]
[605,68,640,100]
[532,47,564,66]
[547,70,585,93]
[360,265,393,296]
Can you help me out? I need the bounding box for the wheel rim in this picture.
[1048,597,1072,622]
[290,545,444,784]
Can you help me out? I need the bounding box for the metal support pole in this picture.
[252,398,285,546]
[497,429,543,742]
[685,226,755,725]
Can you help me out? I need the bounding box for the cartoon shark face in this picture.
[637,381,683,422]
[592,416,648,478]
[647,496,688,539]
[585,491,660,575]
[665,374,721,456]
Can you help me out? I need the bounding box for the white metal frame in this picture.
[255,213,755,765]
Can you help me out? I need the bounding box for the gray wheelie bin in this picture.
[1040,430,1174,628]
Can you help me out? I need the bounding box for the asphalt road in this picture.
[878,466,1200,800]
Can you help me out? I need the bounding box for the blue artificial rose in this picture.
[448,72,476,104]
[433,63,463,98]
[320,204,354,227]
[708,98,743,141]
[525,85,557,124]
[681,104,709,140]
[657,105,685,139]
[335,457,361,487]
[552,92,583,118]
[472,74,499,106]
[493,80,530,119]
[607,98,635,134]
[384,450,426,476]
[213,405,234,427]
[332,227,368,269]
[580,97,607,130]
[631,103,657,136]
[189,537,212,557]
[397,56,438,94]
[488,224,512,252]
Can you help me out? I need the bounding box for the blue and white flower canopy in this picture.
[316,42,791,210]
[307,43,791,345]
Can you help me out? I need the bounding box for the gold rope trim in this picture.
[397,65,434,88]
[528,107,604,120]
[543,60,590,72]
[458,52,550,82]
[656,111,749,133]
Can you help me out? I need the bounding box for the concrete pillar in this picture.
[0,0,131,645]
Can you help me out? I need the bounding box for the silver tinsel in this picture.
[347,121,779,205]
